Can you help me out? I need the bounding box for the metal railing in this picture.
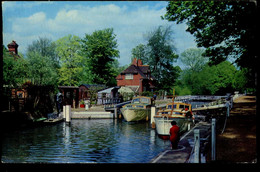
[103,98,121,108]
[175,95,227,101]
[187,119,216,163]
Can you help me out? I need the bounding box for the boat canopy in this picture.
[166,102,191,111]
[132,96,151,104]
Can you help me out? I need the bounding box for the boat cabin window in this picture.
[132,98,150,104]
[179,104,190,110]
[167,104,176,109]
[132,98,140,103]
[140,98,150,104]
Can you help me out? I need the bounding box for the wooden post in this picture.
[65,105,71,124]
[63,105,66,119]
[194,129,200,163]
[151,106,156,128]
[114,107,118,119]
[211,118,216,161]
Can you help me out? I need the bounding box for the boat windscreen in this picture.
[132,97,150,104]
[132,98,140,103]
[140,98,150,104]
[167,104,177,109]
[179,104,190,110]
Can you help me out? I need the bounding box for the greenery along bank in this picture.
[4,1,256,98]
[163,1,257,95]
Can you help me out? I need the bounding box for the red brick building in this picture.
[116,58,156,95]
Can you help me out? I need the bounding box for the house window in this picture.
[125,74,133,80]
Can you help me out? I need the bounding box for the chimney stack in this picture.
[7,40,19,55]
[132,58,143,66]
[132,58,137,66]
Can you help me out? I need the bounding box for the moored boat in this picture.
[121,96,153,122]
[154,101,194,139]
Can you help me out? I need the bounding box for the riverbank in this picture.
[215,95,257,163]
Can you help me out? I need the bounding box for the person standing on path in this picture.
[169,121,180,149]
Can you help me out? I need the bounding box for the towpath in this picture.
[150,121,211,163]
[216,95,256,163]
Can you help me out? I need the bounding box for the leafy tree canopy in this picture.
[81,28,120,86]
[180,48,208,72]
[163,1,257,86]
[27,51,58,86]
[144,25,180,91]
[176,60,247,95]
[56,34,83,86]
[131,44,148,64]
[3,46,28,87]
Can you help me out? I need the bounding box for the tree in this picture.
[27,37,59,69]
[180,48,208,72]
[56,35,83,86]
[81,28,120,86]
[27,51,58,86]
[26,37,60,87]
[145,25,180,91]
[131,44,148,64]
[3,46,28,87]
[163,1,257,91]
[177,60,247,95]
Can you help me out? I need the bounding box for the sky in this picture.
[2,1,197,67]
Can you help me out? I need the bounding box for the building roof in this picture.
[98,86,120,94]
[79,84,105,89]
[58,86,79,89]
[118,64,155,81]
[116,58,156,82]
[121,65,149,75]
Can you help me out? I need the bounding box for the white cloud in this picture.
[3,2,196,66]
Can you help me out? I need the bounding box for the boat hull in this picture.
[154,116,193,139]
[121,108,151,122]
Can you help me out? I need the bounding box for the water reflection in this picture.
[2,119,170,163]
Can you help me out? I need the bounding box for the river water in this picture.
[1,119,170,163]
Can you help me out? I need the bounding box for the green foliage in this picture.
[55,34,83,86]
[25,37,60,87]
[180,48,208,72]
[163,1,257,90]
[3,47,28,87]
[143,25,180,91]
[131,44,148,64]
[27,37,59,65]
[27,51,58,86]
[176,61,247,95]
[81,28,120,86]
[141,91,153,97]
[175,85,192,96]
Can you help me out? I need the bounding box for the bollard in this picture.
[194,129,200,163]
[211,118,216,161]
[226,102,230,117]
[63,105,66,119]
[85,104,89,110]
[114,107,117,119]
[188,123,191,131]
[65,105,71,124]
[151,106,156,128]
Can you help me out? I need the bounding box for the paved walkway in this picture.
[150,121,211,163]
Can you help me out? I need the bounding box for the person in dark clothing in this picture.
[56,92,63,115]
[169,120,180,149]
[153,93,157,100]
